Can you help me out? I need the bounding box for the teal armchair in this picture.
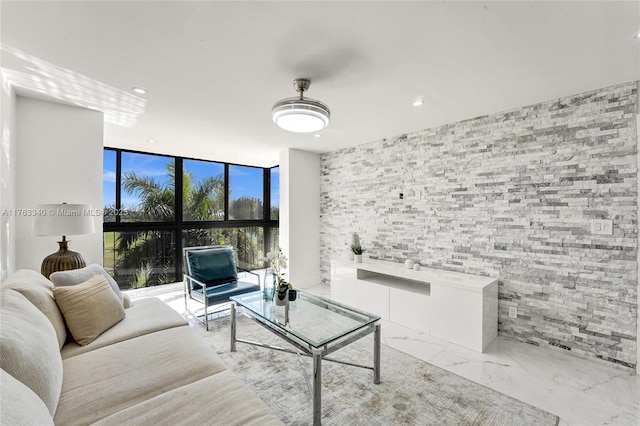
[183,245,260,330]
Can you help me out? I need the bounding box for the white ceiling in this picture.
[2,1,639,167]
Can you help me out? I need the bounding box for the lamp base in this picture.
[41,240,86,278]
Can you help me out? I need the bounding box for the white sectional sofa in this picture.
[0,269,282,426]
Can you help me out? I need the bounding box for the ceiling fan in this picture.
[271,78,330,133]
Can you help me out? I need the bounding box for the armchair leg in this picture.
[205,301,209,331]
[231,303,236,352]
[184,291,188,312]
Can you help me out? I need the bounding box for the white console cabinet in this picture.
[330,259,498,352]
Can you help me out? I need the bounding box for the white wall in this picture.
[0,77,17,280]
[15,97,103,272]
[279,148,321,288]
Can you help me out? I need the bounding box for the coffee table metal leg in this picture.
[373,323,381,384]
[230,302,236,352]
[312,348,322,425]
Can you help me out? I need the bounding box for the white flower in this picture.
[263,248,289,288]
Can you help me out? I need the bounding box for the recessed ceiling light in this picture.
[314,134,321,138]
[412,97,424,107]
[147,139,155,144]
[132,87,147,94]
[634,31,640,40]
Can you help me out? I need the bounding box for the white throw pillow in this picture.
[1,269,67,349]
[0,369,54,425]
[0,289,63,415]
[50,264,124,305]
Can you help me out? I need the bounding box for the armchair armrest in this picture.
[184,273,220,290]
[235,260,261,287]
[184,269,261,294]
[237,268,261,286]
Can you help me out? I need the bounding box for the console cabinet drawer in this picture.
[389,287,430,334]
[355,280,389,320]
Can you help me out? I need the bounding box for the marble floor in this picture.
[126,281,640,426]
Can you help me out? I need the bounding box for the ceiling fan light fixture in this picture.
[272,79,330,133]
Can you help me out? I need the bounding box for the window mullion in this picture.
[224,163,230,221]
[115,150,122,224]
[263,168,270,255]
[175,158,184,278]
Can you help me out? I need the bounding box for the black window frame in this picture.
[103,147,279,284]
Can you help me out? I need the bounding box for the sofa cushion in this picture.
[93,371,283,426]
[0,369,54,426]
[50,263,124,304]
[0,290,63,416]
[186,247,238,289]
[61,297,187,359]
[1,269,67,349]
[55,326,228,425]
[53,274,125,346]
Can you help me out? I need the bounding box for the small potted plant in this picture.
[350,243,366,263]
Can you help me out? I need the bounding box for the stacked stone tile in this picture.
[320,81,638,370]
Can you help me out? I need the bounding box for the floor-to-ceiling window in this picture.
[103,148,279,289]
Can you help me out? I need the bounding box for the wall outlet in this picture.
[591,219,613,235]
[509,306,518,319]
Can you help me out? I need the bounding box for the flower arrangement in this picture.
[262,248,291,296]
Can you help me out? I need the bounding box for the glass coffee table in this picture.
[229,290,381,426]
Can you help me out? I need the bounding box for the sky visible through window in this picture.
[103,151,276,210]
[229,164,262,202]
[103,149,116,207]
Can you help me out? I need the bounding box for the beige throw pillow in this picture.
[53,274,125,346]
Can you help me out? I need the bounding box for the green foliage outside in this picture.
[271,206,280,220]
[106,162,268,289]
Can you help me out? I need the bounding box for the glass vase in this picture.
[263,269,275,301]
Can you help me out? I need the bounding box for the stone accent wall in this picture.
[320,82,638,369]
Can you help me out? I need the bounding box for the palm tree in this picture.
[229,195,263,220]
[114,163,226,288]
[122,166,175,221]
[183,168,224,221]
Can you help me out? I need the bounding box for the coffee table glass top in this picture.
[230,291,380,348]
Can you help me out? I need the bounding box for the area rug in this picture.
[196,315,560,426]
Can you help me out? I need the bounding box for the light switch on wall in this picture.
[591,219,613,235]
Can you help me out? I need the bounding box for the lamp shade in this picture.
[32,204,95,237]
[32,203,95,278]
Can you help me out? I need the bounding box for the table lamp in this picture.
[32,203,96,278]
